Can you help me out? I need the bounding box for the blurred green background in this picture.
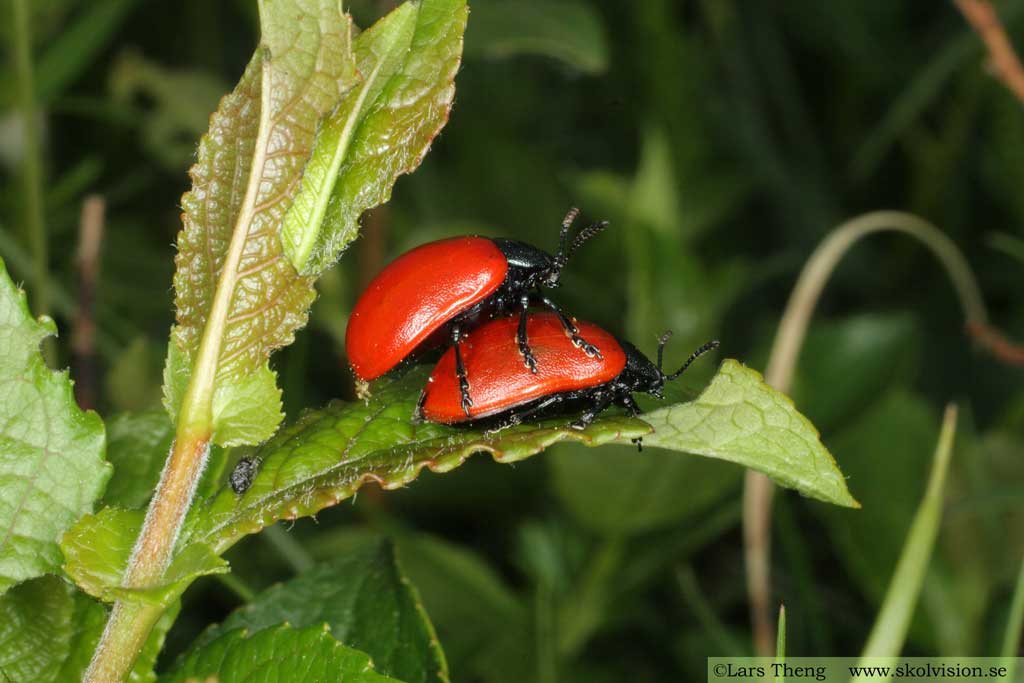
[2,0,1022,680]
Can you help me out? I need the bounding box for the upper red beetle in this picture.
[345,208,607,412]
[418,312,719,441]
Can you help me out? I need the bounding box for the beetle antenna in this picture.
[666,340,720,381]
[553,206,580,270]
[656,330,673,373]
[567,220,609,260]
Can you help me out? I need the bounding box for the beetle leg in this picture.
[505,394,564,427]
[621,394,644,451]
[569,392,614,430]
[451,325,473,417]
[538,296,602,359]
[517,295,539,373]
[621,394,642,417]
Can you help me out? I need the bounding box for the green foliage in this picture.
[194,539,447,683]
[549,443,740,535]
[282,0,467,275]
[61,507,226,605]
[3,0,1023,678]
[158,624,399,683]
[0,575,174,683]
[0,258,108,594]
[187,367,648,554]
[856,406,958,673]
[641,360,858,508]
[164,0,359,446]
[102,411,173,508]
[464,0,607,73]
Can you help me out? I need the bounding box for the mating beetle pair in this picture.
[230,208,718,494]
[346,207,719,429]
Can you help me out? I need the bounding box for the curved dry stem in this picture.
[745,210,988,655]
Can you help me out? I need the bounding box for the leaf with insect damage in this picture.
[164,0,358,446]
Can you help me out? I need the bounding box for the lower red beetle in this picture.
[417,313,719,431]
[346,208,608,414]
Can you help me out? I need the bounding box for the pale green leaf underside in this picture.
[0,258,109,595]
[167,0,358,445]
[61,507,227,606]
[192,539,447,683]
[283,0,467,275]
[159,624,399,683]
[641,359,859,508]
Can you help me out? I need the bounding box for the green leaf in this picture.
[194,539,447,683]
[0,257,109,594]
[282,0,468,274]
[165,0,358,446]
[0,574,174,683]
[0,576,78,682]
[186,367,648,554]
[61,507,227,605]
[394,535,531,683]
[855,405,958,678]
[103,411,174,508]
[159,624,399,683]
[637,360,860,508]
[548,442,741,536]
[465,0,608,74]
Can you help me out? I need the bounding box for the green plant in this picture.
[3,0,1023,681]
[0,2,864,681]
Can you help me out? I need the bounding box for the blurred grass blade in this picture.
[1004,553,1024,679]
[36,0,141,103]
[675,565,746,656]
[989,231,1024,264]
[776,604,786,659]
[465,0,607,74]
[853,404,958,681]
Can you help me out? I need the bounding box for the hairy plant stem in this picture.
[10,0,51,340]
[745,211,988,655]
[85,60,277,683]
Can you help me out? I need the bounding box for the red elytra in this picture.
[345,236,508,381]
[421,313,626,423]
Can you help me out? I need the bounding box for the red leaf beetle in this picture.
[345,208,608,413]
[416,312,719,438]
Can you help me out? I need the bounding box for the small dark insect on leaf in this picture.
[230,457,260,494]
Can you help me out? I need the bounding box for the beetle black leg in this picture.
[570,392,614,430]
[451,325,473,416]
[538,296,602,359]
[621,395,644,451]
[517,295,538,373]
[503,393,564,427]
